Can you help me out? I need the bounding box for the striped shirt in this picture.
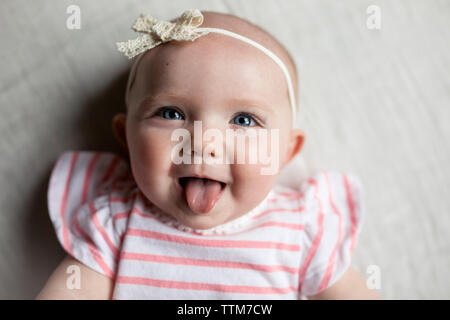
[47,150,364,299]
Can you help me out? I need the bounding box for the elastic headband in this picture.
[117,9,298,127]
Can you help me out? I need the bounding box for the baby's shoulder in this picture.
[274,170,363,204]
[47,150,137,278]
[283,170,366,296]
[270,170,365,230]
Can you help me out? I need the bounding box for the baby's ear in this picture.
[112,113,128,151]
[283,129,305,166]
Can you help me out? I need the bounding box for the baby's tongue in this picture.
[184,178,222,214]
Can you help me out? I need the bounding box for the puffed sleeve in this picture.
[297,171,365,297]
[47,150,135,278]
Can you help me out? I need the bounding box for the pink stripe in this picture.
[317,173,343,292]
[268,197,300,203]
[127,228,300,251]
[112,206,153,222]
[251,206,305,220]
[255,221,304,231]
[267,192,304,203]
[71,153,114,278]
[113,210,131,221]
[110,191,138,204]
[121,252,298,274]
[343,174,358,254]
[73,211,114,278]
[89,201,119,260]
[190,221,304,237]
[59,152,79,256]
[132,207,154,218]
[84,154,120,260]
[96,156,121,197]
[116,276,297,294]
[274,191,304,198]
[298,178,324,292]
[81,153,101,203]
[109,180,139,223]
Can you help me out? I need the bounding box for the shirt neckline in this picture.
[138,189,274,236]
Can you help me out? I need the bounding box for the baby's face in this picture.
[115,32,303,230]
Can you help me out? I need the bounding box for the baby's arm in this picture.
[307,266,380,300]
[35,255,114,300]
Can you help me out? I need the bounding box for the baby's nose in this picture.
[191,121,225,163]
[192,147,215,157]
[191,133,219,162]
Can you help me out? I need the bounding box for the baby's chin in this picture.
[170,202,240,230]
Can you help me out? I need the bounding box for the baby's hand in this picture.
[307,267,381,300]
[35,255,114,300]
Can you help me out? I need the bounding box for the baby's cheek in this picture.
[128,129,174,188]
[131,127,173,160]
[230,163,277,205]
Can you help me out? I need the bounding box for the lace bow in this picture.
[116,9,209,59]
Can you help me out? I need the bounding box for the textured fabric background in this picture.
[0,0,449,299]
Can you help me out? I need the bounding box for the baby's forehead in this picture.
[198,11,297,81]
[127,11,297,118]
[134,38,287,111]
[139,32,282,82]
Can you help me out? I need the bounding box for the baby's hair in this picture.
[124,11,299,115]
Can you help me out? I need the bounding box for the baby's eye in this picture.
[156,107,184,120]
[232,113,257,127]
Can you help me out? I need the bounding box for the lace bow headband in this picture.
[116,9,298,127]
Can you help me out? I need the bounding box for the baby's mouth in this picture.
[178,177,226,214]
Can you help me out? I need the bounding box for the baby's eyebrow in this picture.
[136,92,274,114]
[136,92,183,113]
[226,97,274,114]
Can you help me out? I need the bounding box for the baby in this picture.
[36,9,379,300]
